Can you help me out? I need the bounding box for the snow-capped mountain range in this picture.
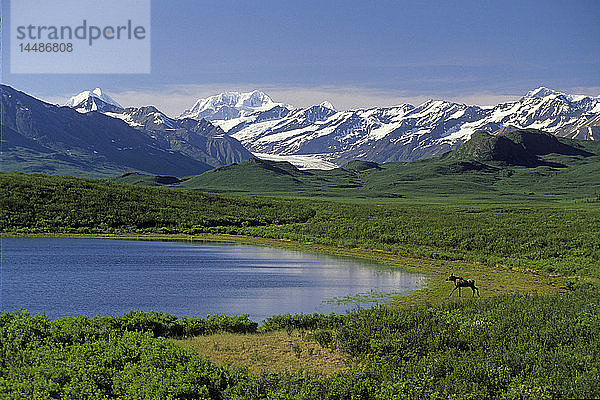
[65,87,600,168]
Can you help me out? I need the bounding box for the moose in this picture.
[446,274,480,298]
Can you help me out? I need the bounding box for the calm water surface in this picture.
[0,238,424,321]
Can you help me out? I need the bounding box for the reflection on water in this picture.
[0,237,424,322]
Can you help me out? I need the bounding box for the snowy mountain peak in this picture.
[523,86,600,104]
[524,86,565,99]
[240,90,274,108]
[319,101,336,111]
[179,90,277,120]
[218,86,600,168]
[92,87,105,97]
[65,88,123,109]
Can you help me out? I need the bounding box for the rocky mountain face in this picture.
[104,106,253,166]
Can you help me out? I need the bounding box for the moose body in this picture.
[446,274,480,297]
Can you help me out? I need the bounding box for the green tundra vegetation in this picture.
[2,286,599,399]
[1,129,600,398]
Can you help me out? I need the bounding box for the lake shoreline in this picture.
[1,232,565,305]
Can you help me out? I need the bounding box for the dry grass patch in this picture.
[172,330,350,376]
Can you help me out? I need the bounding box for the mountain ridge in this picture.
[209,88,599,166]
[0,85,235,177]
[105,105,253,166]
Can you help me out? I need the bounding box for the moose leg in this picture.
[458,287,461,297]
[474,285,480,297]
[449,286,458,298]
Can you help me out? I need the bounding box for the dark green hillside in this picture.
[116,129,600,200]
[182,158,310,192]
[0,172,315,234]
[146,158,370,195]
[446,129,592,166]
[340,160,381,172]
[114,172,183,186]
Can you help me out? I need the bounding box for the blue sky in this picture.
[2,0,599,114]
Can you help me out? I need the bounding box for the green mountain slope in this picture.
[114,129,600,200]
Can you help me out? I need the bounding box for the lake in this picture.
[0,237,424,322]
